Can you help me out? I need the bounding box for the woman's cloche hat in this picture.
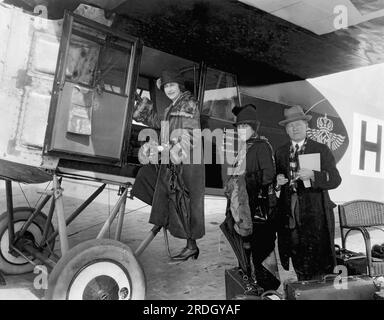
[156,70,185,91]
[232,104,259,126]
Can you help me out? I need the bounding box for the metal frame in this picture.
[3,176,105,269]
[2,170,161,278]
[5,180,15,253]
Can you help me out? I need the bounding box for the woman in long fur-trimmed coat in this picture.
[132,70,205,262]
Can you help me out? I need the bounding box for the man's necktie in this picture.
[289,144,300,192]
[294,143,299,161]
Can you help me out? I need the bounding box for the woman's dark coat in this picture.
[225,135,278,286]
[243,137,277,265]
[132,91,205,239]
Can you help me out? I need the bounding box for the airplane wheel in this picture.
[46,239,146,300]
[0,207,55,275]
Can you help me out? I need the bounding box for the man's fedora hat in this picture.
[278,105,312,126]
[156,70,184,91]
[233,104,259,126]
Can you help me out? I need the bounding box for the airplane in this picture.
[0,0,383,300]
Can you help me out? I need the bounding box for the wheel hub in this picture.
[68,261,132,300]
[83,275,119,300]
[10,230,37,259]
[1,221,43,265]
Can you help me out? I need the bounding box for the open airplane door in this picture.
[0,7,146,299]
[39,12,147,300]
[44,11,142,167]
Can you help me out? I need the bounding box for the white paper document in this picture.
[298,153,321,188]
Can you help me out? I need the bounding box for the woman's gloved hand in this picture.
[133,96,153,122]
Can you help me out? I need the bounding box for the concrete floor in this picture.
[0,179,383,300]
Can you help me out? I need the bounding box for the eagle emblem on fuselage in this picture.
[307,113,346,151]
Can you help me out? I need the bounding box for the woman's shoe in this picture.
[171,247,199,261]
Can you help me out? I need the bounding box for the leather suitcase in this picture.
[225,267,263,300]
[285,275,380,300]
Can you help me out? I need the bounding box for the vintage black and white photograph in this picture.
[0,0,383,305]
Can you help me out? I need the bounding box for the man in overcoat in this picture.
[275,105,342,280]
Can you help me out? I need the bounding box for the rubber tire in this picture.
[0,207,55,275]
[45,239,146,300]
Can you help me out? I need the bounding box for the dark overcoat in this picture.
[275,138,342,277]
[225,136,277,261]
[224,136,279,289]
[132,91,205,240]
[243,137,277,265]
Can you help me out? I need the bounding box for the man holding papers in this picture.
[275,105,342,281]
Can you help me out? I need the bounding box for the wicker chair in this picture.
[338,200,384,276]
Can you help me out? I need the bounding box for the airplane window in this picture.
[179,65,199,96]
[64,22,105,86]
[97,41,131,94]
[65,22,132,95]
[202,69,240,122]
[65,34,99,86]
[137,88,151,99]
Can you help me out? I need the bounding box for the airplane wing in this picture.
[0,159,52,184]
[6,0,384,83]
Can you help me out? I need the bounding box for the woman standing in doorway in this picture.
[132,70,205,261]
